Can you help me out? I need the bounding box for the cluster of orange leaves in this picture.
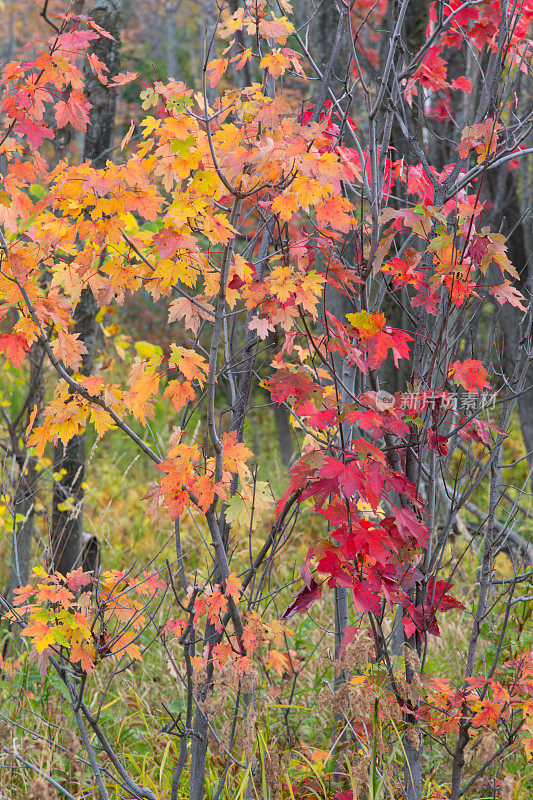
[0,0,526,529]
[0,3,532,774]
[2,564,294,682]
[5,565,165,674]
[165,573,294,678]
[425,653,533,759]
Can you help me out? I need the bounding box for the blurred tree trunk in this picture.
[5,342,45,602]
[51,0,122,575]
[485,163,533,481]
[165,0,181,79]
[378,4,432,799]
[376,0,433,397]
[227,0,253,88]
[273,403,295,467]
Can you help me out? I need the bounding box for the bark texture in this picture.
[485,165,533,483]
[6,342,44,600]
[51,0,121,575]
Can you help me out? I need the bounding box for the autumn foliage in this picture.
[0,1,532,799]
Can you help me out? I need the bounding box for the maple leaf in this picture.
[268,367,317,404]
[428,430,448,455]
[266,649,291,675]
[272,192,299,221]
[393,508,429,547]
[27,646,51,678]
[231,48,253,70]
[204,588,228,628]
[452,76,473,93]
[449,358,489,393]
[87,53,109,84]
[135,570,167,596]
[0,332,30,368]
[70,641,96,673]
[470,698,501,728]
[248,315,275,340]
[225,480,272,530]
[425,578,464,613]
[51,331,88,371]
[169,346,208,386]
[380,206,432,238]
[112,632,143,661]
[55,91,92,131]
[163,379,195,412]
[168,297,214,335]
[109,71,138,86]
[315,196,354,233]
[259,50,291,79]
[165,618,185,638]
[202,214,237,245]
[22,620,57,653]
[225,572,243,599]
[153,227,198,259]
[36,583,74,610]
[13,119,54,149]
[281,578,322,619]
[346,311,386,338]
[458,417,505,445]
[457,119,502,162]
[489,281,527,312]
[126,358,160,424]
[352,581,381,614]
[89,406,116,438]
[258,16,295,44]
[12,584,35,606]
[222,430,253,476]
[206,58,228,88]
[194,474,216,511]
[121,120,135,150]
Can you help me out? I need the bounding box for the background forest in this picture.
[0,0,532,799]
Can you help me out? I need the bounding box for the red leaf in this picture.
[66,567,93,591]
[281,579,322,619]
[14,119,54,149]
[393,508,429,547]
[428,430,448,455]
[449,358,489,393]
[352,581,381,614]
[0,332,30,368]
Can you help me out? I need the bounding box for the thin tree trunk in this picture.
[165,1,180,80]
[485,165,533,485]
[6,341,44,601]
[51,0,121,575]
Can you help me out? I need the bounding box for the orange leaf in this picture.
[206,58,228,88]
[22,620,56,653]
[163,379,195,412]
[51,331,88,371]
[70,641,96,673]
[225,572,243,599]
[55,91,91,131]
[489,281,527,312]
[315,196,355,233]
[195,475,216,511]
[169,346,208,386]
[222,430,253,474]
[109,71,138,86]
